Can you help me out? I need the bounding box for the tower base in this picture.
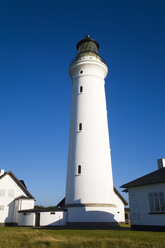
[67,221,119,229]
[66,205,121,227]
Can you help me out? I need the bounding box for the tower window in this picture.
[79,123,82,131]
[78,165,81,174]
[80,86,83,93]
[80,70,83,74]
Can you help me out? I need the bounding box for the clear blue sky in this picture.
[0,0,165,205]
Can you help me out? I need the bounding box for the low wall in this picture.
[17,209,67,227]
[40,211,66,226]
[18,212,35,226]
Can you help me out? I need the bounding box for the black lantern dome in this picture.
[70,35,106,65]
[76,35,99,56]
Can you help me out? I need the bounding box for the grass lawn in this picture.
[0,226,165,248]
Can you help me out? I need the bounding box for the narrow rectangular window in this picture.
[0,205,4,211]
[159,192,165,211]
[79,123,82,131]
[8,190,14,197]
[148,192,165,212]
[149,193,154,212]
[78,165,81,174]
[154,193,160,211]
[80,86,83,93]
[0,189,5,197]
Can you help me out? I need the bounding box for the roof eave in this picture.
[113,186,128,205]
[0,171,35,199]
[121,180,165,189]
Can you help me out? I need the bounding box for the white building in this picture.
[0,169,35,226]
[121,159,165,231]
[18,208,67,227]
[65,35,126,227]
[0,169,66,227]
[17,185,127,228]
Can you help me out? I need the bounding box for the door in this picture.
[35,213,40,227]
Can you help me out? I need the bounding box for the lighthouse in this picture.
[65,35,125,227]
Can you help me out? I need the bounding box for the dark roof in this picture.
[121,167,165,189]
[57,197,65,208]
[76,35,99,50]
[0,171,34,199]
[19,180,27,188]
[113,187,128,205]
[14,196,33,201]
[56,187,128,207]
[18,208,67,213]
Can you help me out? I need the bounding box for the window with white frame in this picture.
[8,190,14,197]
[0,205,4,211]
[0,189,5,197]
[148,192,165,212]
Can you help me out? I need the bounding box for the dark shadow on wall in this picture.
[5,201,17,226]
[36,207,127,230]
[67,207,118,229]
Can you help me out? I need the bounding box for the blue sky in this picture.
[0,0,165,205]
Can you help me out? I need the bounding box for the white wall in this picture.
[20,199,34,210]
[128,183,165,226]
[66,54,115,209]
[18,212,35,226]
[40,211,66,226]
[113,192,125,222]
[67,206,119,223]
[17,211,67,227]
[14,198,34,223]
[0,175,27,223]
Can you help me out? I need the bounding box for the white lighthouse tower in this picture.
[65,35,124,227]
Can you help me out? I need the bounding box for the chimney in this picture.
[157,159,165,169]
[0,169,5,176]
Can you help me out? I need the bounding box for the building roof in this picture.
[57,186,128,207]
[19,180,27,188]
[121,167,165,189]
[14,196,33,201]
[18,208,67,213]
[76,35,99,50]
[125,207,130,212]
[57,197,65,208]
[0,171,34,199]
[113,186,128,205]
